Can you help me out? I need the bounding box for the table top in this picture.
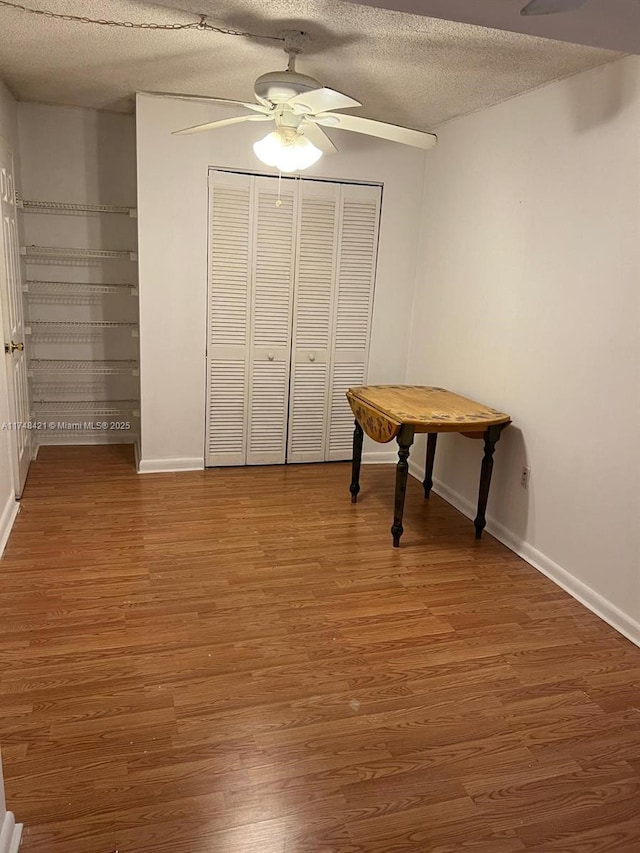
[347,385,511,442]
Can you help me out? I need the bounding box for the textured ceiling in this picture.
[0,0,620,127]
[351,0,640,54]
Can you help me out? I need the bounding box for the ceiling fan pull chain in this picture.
[275,171,283,207]
[0,1,286,41]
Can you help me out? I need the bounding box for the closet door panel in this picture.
[289,355,329,463]
[207,355,247,464]
[247,177,296,465]
[287,181,339,463]
[247,351,289,464]
[328,353,366,460]
[326,184,381,462]
[206,172,253,466]
[251,181,296,349]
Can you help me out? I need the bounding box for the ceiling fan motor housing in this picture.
[254,71,323,105]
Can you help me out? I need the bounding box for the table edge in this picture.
[347,387,512,433]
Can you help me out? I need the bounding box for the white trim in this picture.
[9,824,21,853]
[0,811,22,853]
[0,494,19,559]
[410,467,640,648]
[408,457,425,483]
[141,452,394,472]
[363,449,397,464]
[206,162,383,189]
[138,457,204,474]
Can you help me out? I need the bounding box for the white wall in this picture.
[18,104,137,205]
[407,56,640,640]
[136,93,427,470]
[0,79,20,557]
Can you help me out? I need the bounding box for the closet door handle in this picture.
[308,353,316,362]
[267,352,275,361]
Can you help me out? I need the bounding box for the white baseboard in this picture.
[408,457,425,484]
[140,453,395,472]
[410,467,640,648]
[9,824,21,853]
[363,450,397,464]
[0,811,22,853]
[0,493,19,560]
[138,457,204,474]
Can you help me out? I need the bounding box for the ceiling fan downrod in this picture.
[282,30,308,71]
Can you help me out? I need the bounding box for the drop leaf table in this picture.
[346,385,512,547]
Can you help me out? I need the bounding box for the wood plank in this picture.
[1,445,640,852]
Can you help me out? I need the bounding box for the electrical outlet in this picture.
[521,466,531,489]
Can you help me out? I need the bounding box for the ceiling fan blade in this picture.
[521,0,588,15]
[172,114,271,136]
[300,121,338,155]
[289,87,362,115]
[171,95,269,113]
[312,113,437,150]
[141,92,270,113]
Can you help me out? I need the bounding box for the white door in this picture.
[287,180,340,463]
[206,171,297,467]
[206,171,252,467]
[0,141,30,496]
[246,176,297,465]
[287,181,381,463]
[206,172,381,468]
[326,183,381,461]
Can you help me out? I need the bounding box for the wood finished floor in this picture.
[1,445,640,853]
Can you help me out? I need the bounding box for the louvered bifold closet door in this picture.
[246,176,297,464]
[287,180,340,463]
[326,183,381,461]
[206,171,253,467]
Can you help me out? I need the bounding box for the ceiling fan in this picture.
[172,32,437,173]
[521,0,588,15]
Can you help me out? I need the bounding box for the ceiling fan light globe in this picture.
[253,130,322,173]
[253,131,285,167]
[290,135,323,170]
[277,161,299,174]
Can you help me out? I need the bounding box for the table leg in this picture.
[474,424,504,539]
[423,433,438,498]
[391,425,414,547]
[350,419,364,503]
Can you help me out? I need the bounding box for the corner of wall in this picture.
[403,149,432,384]
[407,460,640,649]
[0,811,22,853]
[0,497,19,560]
[137,457,204,474]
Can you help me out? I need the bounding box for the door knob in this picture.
[4,341,23,354]
[308,353,316,362]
